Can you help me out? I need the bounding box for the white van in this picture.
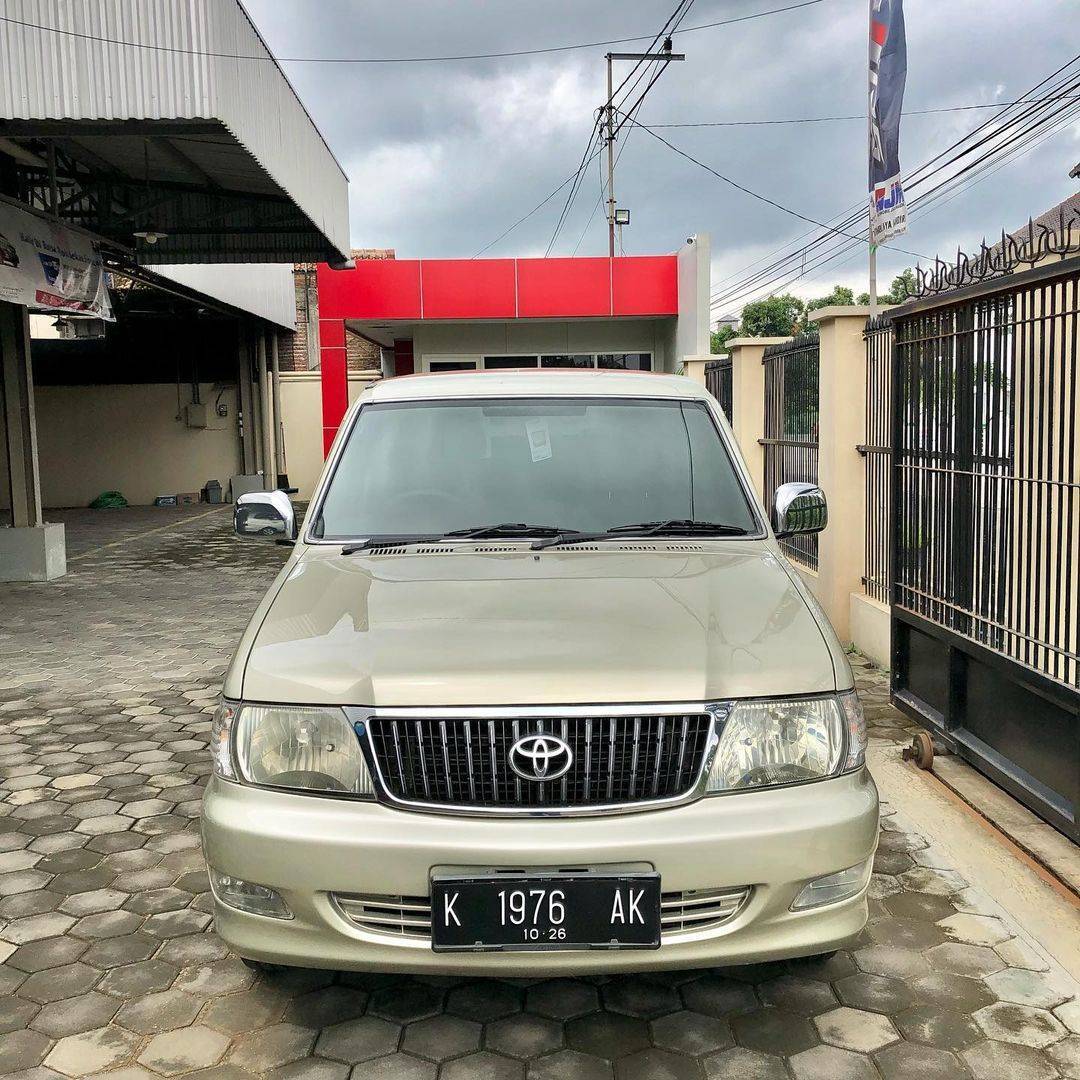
[202,369,877,975]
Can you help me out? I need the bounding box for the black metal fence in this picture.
[705,357,733,423]
[861,317,893,604]
[761,335,820,568]
[890,254,1080,839]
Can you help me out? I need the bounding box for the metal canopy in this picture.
[0,1,350,266]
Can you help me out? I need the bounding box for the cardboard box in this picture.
[176,492,201,505]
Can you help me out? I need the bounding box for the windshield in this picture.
[313,397,758,540]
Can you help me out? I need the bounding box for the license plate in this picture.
[430,872,661,952]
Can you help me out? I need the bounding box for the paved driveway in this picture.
[1,508,1077,1080]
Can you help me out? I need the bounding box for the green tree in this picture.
[711,324,739,353]
[806,285,855,314]
[740,293,805,337]
[882,268,916,303]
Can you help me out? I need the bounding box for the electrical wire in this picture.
[0,1,826,65]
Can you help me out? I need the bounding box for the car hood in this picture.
[239,543,840,707]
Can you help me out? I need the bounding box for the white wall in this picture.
[676,233,711,362]
[0,382,243,510]
[412,318,675,372]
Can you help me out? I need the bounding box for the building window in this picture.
[483,356,540,369]
[540,354,593,368]
[429,359,478,372]
[598,353,652,371]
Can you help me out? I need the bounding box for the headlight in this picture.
[706,691,866,793]
[212,701,375,797]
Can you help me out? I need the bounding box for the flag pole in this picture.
[868,0,878,318]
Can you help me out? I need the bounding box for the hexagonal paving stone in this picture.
[788,1044,877,1080]
[0,1027,53,1072]
[962,1039,1061,1080]
[758,975,837,1017]
[872,1040,970,1080]
[785,950,858,983]
[911,972,997,1014]
[355,1053,437,1080]
[30,992,119,1038]
[1046,1035,1080,1079]
[525,979,596,1021]
[115,988,202,1035]
[566,1012,650,1060]
[813,1007,899,1053]
[82,930,159,969]
[401,1013,481,1060]
[893,1004,984,1051]
[985,968,1074,1009]
[681,974,759,1017]
[937,913,1011,947]
[369,981,445,1023]
[973,1001,1067,1049]
[17,960,100,1003]
[853,945,932,980]
[441,1050,523,1080]
[267,1060,351,1080]
[615,1047,701,1080]
[650,1010,733,1056]
[881,891,957,923]
[528,1048,613,1080]
[867,916,948,951]
[0,994,39,1035]
[8,934,89,972]
[45,1024,140,1076]
[925,943,1005,979]
[730,1007,819,1056]
[315,1016,401,1064]
[281,986,367,1030]
[485,1013,564,1060]
[834,972,914,1015]
[98,958,178,997]
[137,1023,230,1076]
[602,977,680,1019]
[1056,1000,1080,1035]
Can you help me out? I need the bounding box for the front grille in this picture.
[367,714,714,809]
[333,886,748,941]
[661,887,750,934]
[334,893,430,938]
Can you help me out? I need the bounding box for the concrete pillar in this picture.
[807,306,872,643]
[675,234,711,365]
[726,336,790,502]
[257,332,276,490]
[237,335,255,476]
[683,356,709,385]
[270,333,286,485]
[0,300,65,581]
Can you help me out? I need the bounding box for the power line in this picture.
[616,111,929,259]
[0,1,826,65]
[649,93,1080,128]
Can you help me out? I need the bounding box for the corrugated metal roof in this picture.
[0,0,349,263]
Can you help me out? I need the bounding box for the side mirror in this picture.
[235,490,297,542]
[772,482,827,539]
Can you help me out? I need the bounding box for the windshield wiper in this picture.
[442,523,570,540]
[341,523,577,554]
[531,519,750,550]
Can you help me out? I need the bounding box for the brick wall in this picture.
[282,248,395,373]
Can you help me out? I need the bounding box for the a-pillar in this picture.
[0,301,64,581]
[725,336,790,502]
[319,318,347,457]
[807,306,874,644]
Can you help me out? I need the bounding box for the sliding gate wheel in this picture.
[902,730,935,770]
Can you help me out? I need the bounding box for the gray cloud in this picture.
[246,0,1080,312]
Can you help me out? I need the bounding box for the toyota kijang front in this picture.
[202,374,879,974]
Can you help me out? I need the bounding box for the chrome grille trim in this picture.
[353,703,727,816]
[333,886,749,941]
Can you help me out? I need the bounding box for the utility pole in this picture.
[604,41,685,258]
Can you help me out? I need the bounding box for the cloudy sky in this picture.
[246,0,1079,317]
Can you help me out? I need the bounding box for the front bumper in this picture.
[200,769,878,975]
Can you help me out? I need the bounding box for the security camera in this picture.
[685,237,695,245]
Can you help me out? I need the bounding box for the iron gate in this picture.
[705,357,733,423]
[890,255,1080,840]
[762,335,820,568]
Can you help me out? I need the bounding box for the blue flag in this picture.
[869,0,907,243]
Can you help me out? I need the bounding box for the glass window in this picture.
[315,398,757,539]
[598,353,652,371]
[428,360,477,372]
[483,356,539,370]
[541,354,595,368]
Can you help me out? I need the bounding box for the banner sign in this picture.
[0,201,113,320]
[868,0,907,244]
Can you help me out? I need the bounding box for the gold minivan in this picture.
[202,369,877,974]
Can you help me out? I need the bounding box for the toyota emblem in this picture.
[508,733,574,782]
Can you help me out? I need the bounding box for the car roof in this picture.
[363,368,709,402]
